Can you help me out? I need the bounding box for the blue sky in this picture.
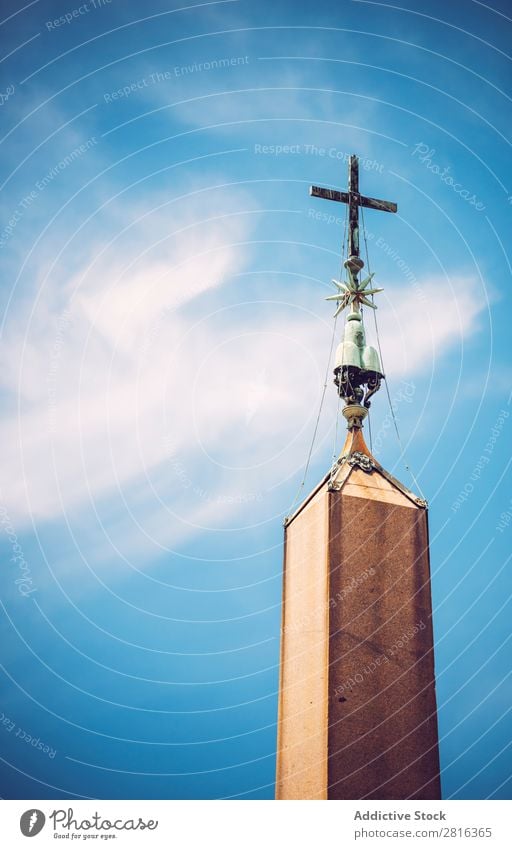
[0,0,511,800]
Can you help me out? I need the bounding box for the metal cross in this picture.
[310,154,397,265]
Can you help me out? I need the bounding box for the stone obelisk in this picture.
[275,156,441,800]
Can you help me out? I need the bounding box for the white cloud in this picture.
[0,189,258,528]
[373,274,484,378]
[0,164,485,560]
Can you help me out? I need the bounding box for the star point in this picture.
[325,271,383,316]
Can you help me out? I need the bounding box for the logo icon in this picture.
[20,810,46,837]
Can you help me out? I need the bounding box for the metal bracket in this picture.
[339,451,377,473]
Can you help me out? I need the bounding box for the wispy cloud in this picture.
[0,245,484,547]
[374,274,485,377]
[0,99,485,551]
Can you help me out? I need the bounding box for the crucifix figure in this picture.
[310,155,397,410]
[310,154,397,273]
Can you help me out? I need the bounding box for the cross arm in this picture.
[309,185,397,214]
[309,185,349,203]
[361,195,397,214]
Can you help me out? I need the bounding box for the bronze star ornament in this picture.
[325,268,384,317]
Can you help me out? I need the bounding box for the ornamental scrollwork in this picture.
[340,451,376,473]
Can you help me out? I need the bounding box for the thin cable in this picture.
[287,312,339,516]
[331,371,343,463]
[329,371,344,488]
[361,206,427,502]
[287,206,348,517]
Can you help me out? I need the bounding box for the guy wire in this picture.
[287,206,348,517]
[361,205,427,502]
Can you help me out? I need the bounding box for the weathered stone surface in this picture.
[276,486,329,800]
[276,453,441,800]
[328,489,441,800]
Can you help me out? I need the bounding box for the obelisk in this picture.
[275,156,441,800]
